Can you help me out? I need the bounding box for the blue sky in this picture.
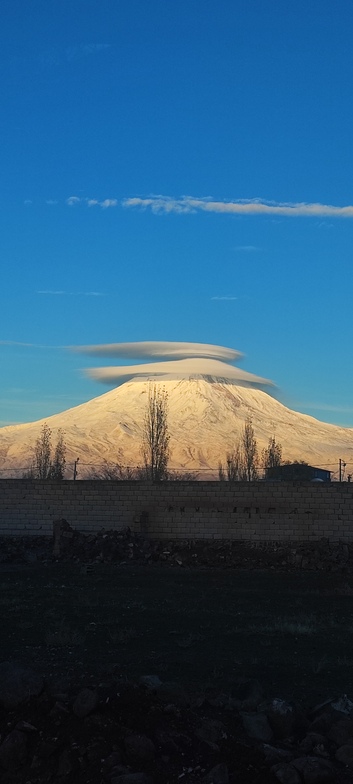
[1,0,353,427]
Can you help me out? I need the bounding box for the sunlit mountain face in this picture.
[0,374,351,478]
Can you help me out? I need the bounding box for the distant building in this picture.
[266,464,331,482]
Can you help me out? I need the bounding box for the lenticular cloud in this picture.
[73,341,273,389]
[72,340,242,362]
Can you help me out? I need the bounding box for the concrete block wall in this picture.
[0,480,353,541]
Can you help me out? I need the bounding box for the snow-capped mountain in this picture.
[0,378,352,477]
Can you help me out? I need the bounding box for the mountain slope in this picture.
[0,379,352,476]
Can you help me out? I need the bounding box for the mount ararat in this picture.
[0,378,352,478]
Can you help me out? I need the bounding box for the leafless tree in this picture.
[142,384,170,481]
[262,435,282,471]
[86,461,143,480]
[242,417,258,481]
[218,445,246,481]
[25,424,67,479]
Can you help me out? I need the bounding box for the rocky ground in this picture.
[1,525,353,574]
[2,661,353,783]
[2,529,353,782]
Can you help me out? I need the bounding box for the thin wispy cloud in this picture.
[37,290,66,295]
[123,195,353,218]
[66,196,118,208]
[300,403,353,414]
[0,341,55,349]
[234,245,260,252]
[211,296,238,301]
[37,290,104,297]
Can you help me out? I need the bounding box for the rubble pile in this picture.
[1,662,353,783]
[1,523,353,574]
[2,524,353,573]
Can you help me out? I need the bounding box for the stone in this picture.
[195,719,227,744]
[272,763,302,784]
[203,762,229,783]
[330,695,353,715]
[241,712,273,742]
[0,729,27,770]
[232,678,264,710]
[139,675,162,691]
[266,698,297,739]
[291,756,335,783]
[124,734,156,763]
[262,745,294,765]
[0,661,44,709]
[73,687,99,717]
[57,747,73,777]
[328,718,353,747]
[335,744,353,767]
[111,775,152,784]
[300,733,327,754]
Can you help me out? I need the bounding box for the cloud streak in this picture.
[123,195,353,218]
[37,290,104,297]
[72,341,242,362]
[211,296,238,301]
[66,196,118,208]
[86,358,273,388]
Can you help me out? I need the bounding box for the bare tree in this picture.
[219,446,246,481]
[242,417,258,481]
[48,429,66,479]
[86,461,143,480]
[262,435,282,471]
[27,424,67,479]
[34,423,52,479]
[142,385,170,481]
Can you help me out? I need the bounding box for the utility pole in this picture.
[339,458,346,482]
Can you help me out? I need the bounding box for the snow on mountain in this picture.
[0,378,352,477]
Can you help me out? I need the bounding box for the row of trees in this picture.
[26,386,171,482]
[218,420,282,481]
[26,386,284,481]
[25,424,66,480]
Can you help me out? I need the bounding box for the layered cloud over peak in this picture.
[86,357,272,387]
[72,341,273,389]
[72,341,241,362]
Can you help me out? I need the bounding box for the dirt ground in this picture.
[2,563,353,708]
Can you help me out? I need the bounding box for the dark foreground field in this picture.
[1,564,353,705]
[2,564,353,783]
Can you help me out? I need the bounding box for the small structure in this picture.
[266,464,331,482]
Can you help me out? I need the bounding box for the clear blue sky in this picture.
[1,0,353,427]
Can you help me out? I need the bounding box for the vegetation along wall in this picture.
[1,480,353,541]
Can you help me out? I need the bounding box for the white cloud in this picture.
[0,340,54,348]
[66,197,118,209]
[84,291,104,296]
[300,403,353,414]
[72,340,242,362]
[37,290,104,297]
[211,296,238,301]
[234,245,259,252]
[123,195,353,219]
[99,199,118,209]
[66,196,81,206]
[37,290,67,295]
[86,358,273,388]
